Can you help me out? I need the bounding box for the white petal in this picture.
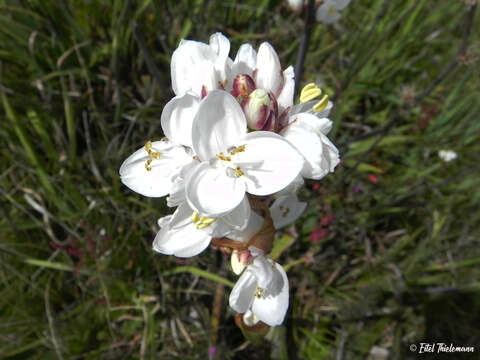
[119,141,191,197]
[281,119,339,180]
[231,251,246,275]
[191,90,247,161]
[248,255,275,289]
[153,219,211,258]
[276,66,295,113]
[161,92,200,148]
[291,100,333,120]
[209,32,231,85]
[229,270,257,313]
[270,194,307,229]
[227,208,264,242]
[217,196,251,233]
[255,42,283,94]
[232,43,257,77]
[169,202,194,230]
[235,131,304,196]
[171,40,218,97]
[185,162,246,217]
[290,112,332,135]
[166,176,185,207]
[242,310,260,326]
[157,215,172,229]
[209,32,230,59]
[336,0,352,11]
[252,262,289,326]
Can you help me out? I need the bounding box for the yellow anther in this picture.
[191,212,200,223]
[196,222,211,230]
[192,212,216,229]
[216,152,232,162]
[254,286,264,299]
[234,166,244,177]
[144,140,162,171]
[300,83,322,103]
[145,159,153,171]
[313,94,329,112]
[230,144,246,155]
[200,218,215,225]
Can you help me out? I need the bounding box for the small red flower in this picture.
[368,174,379,184]
[310,228,329,242]
[321,214,335,226]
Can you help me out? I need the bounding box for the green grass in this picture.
[1,0,479,359]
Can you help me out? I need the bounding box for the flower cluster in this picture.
[119,33,339,327]
[288,0,352,24]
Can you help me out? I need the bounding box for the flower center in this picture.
[215,144,247,178]
[144,141,162,171]
[254,286,265,299]
[300,83,329,112]
[191,212,216,229]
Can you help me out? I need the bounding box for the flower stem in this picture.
[294,0,316,95]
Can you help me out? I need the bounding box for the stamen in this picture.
[234,166,244,177]
[145,159,153,171]
[282,207,290,218]
[191,212,200,223]
[144,140,162,171]
[216,152,232,161]
[229,144,246,155]
[254,286,264,299]
[191,212,216,229]
[300,83,322,103]
[313,94,329,112]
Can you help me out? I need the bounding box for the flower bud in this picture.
[231,74,256,98]
[242,89,278,131]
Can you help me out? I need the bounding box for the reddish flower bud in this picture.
[242,89,278,131]
[231,74,256,98]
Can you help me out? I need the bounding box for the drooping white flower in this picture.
[270,193,307,229]
[229,247,289,326]
[119,140,193,197]
[438,150,458,162]
[185,90,304,217]
[316,0,352,24]
[171,32,231,98]
[280,83,340,180]
[281,112,339,180]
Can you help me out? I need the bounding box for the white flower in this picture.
[287,0,304,12]
[185,90,304,217]
[270,193,307,229]
[438,150,458,162]
[120,90,201,198]
[119,140,193,197]
[154,197,252,258]
[171,32,231,98]
[229,248,289,326]
[316,0,352,24]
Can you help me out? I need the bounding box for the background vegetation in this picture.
[1,0,479,359]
